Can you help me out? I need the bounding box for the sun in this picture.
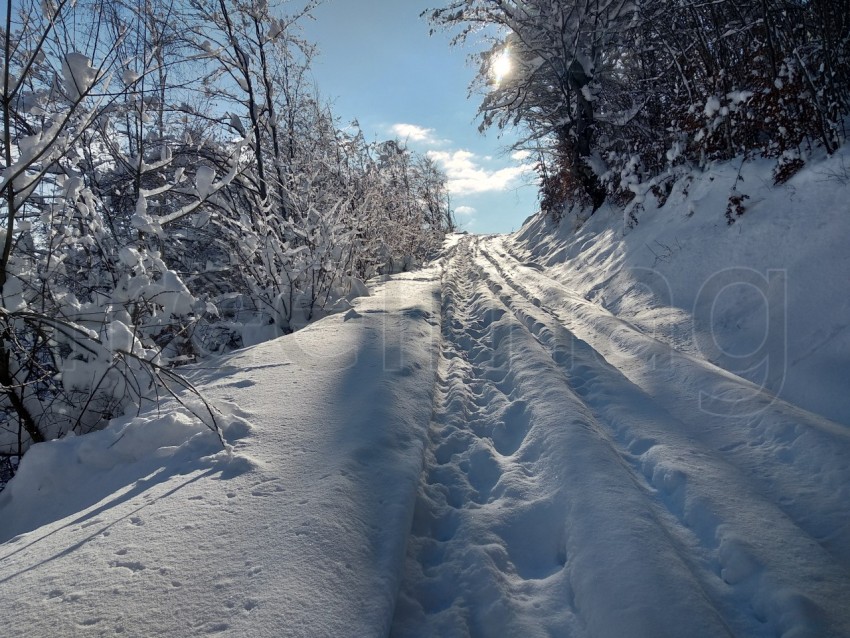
[491,49,512,84]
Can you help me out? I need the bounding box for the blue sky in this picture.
[300,0,539,234]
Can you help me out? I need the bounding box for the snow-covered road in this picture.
[1,234,849,637]
[391,235,850,637]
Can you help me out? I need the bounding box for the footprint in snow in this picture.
[109,561,146,573]
[467,446,502,503]
[491,401,533,457]
[76,618,103,627]
[250,480,285,497]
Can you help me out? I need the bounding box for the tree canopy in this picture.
[428,0,850,220]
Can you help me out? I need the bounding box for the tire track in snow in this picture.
[391,238,738,638]
[391,240,582,637]
[485,234,850,569]
[470,236,850,638]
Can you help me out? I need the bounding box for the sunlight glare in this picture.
[492,50,512,84]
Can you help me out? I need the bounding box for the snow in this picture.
[121,69,140,85]
[0,268,442,637]
[727,90,753,105]
[391,235,850,637]
[61,53,98,101]
[195,165,216,199]
[1,152,850,636]
[513,148,850,427]
[267,18,285,41]
[104,319,138,353]
[0,409,243,542]
[704,95,722,117]
[118,246,142,269]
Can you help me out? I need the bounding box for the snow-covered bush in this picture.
[0,0,453,470]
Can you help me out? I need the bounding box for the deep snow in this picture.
[1,152,849,637]
[390,236,850,638]
[0,267,443,637]
[512,149,850,427]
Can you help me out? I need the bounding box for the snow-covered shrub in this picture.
[1,0,452,470]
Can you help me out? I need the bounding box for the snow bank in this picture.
[0,407,250,545]
[513,148,850,426]
[0,266,442,637]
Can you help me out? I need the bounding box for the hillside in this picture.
[513,148,850,426]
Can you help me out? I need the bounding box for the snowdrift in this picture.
[0,267,442,637]
[512,148,850,427]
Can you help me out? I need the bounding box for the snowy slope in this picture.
[511,149,850,427]
[2,151,850,638]
[0,266,443,637]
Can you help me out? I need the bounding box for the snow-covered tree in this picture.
[1,0,453,467]
[428,0,850,222]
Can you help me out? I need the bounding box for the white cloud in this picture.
[390,123,446,146]
[454,205,476,217]
[427,149,533,195]
[511,150,532,161]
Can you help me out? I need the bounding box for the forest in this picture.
[429,0,850,224]
[0,0,455,470]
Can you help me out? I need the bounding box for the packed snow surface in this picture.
[390,236,850,638]
[2,152,850,636]
[0,268,443,637]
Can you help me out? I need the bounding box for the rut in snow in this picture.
[390,235,850,638]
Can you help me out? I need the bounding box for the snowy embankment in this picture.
[0,265,442,637]
[512,148,850,427]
